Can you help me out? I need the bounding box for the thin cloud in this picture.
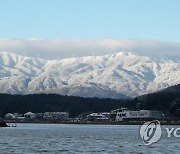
[0,38,180,59]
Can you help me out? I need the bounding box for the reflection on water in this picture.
[0,124,179,153]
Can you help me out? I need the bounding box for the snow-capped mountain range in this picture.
[0,51,180,99]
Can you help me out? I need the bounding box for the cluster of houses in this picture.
[5,112,69,122]
[4,108,164,122]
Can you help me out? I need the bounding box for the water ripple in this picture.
[0,124,180,153]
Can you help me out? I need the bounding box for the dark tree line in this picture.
[0,94,131,117]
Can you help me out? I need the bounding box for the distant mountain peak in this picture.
[0,51,180,99]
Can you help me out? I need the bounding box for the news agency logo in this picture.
[140,120,162,145]
[140,120,180,145]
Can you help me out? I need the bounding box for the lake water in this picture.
[0,123,180,154]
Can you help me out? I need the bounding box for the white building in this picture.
[111,108,163,122]
[87,113,109,121]
[24,112,36,119]
[5,113,25,120]
[5,113,16,119]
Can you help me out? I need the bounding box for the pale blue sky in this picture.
[0,0,180,41]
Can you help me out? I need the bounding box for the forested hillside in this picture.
[0,84,180,118]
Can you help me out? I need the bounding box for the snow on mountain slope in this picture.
[0,51,180,99]
[0,52,46,77]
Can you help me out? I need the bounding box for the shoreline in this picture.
[5,120,180,125]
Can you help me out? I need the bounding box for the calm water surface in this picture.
[0,123,180,154]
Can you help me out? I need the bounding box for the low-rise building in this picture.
[87,113,109,122]
[24,112,36,119]
[5,113,16,119]
[43,112,69,121]
[111,108,163,122]
[5,113,25,120]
